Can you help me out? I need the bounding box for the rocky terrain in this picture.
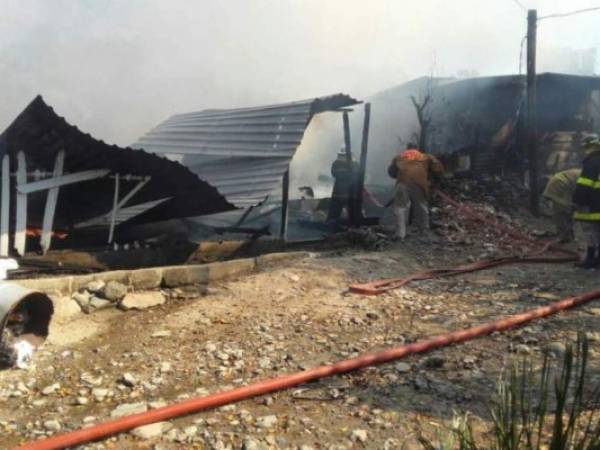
[0,185,599,450]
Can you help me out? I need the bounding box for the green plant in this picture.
[419,333,600,450]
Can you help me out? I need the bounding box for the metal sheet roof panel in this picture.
[133,93,359,207]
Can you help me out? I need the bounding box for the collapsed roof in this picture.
[133,94,360,207]
[0,96,234,235]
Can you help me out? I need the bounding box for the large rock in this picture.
[120,292,166,310]
[51,296,82,323]
[103,281,128,302]
[130,268,163,290]
[86,280,106,294]
[89,297,113,310]
[72,291,90,308]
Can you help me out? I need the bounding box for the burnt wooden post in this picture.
[355,103,371,222]
[0,155,9,257]
[342,111,357,224]
[527,9,539,215]
[14,151,27,256]
[280,169,290,240]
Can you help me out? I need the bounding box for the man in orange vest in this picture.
[388,143,444,240]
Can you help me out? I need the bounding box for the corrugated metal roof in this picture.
[133,94,360,207]
[0,96,235,232]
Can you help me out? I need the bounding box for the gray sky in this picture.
[1,0,599,146]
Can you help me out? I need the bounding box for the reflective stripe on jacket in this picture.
[542,169,580,208]
[573,149,600,222]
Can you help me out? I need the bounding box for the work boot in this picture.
[575,247,598,268]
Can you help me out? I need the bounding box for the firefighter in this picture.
[573,135,600,268]
[387,143,444,239]
[542,168,580,243]
[328,149,359,221]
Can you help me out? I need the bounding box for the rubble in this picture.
[432,175,545,256]
[0,174,596,449]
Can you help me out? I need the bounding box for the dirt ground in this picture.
[1,212,600,449]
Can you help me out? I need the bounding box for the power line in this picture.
[510,0,527,12]
[539,6,600,20]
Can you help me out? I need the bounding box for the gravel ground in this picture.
[1,215,599,449]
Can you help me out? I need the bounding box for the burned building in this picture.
[425,73,600,175]
[358,73,600,181]
[133,94,361,240]
[0,96,235,259]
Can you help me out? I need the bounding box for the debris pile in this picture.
[432,176,546,257]
[439,174,527,211]
[72,280,129,314]
[71,279,207,315]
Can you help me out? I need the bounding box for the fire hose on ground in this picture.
[350,188,579,295]
[15,189,590,450]
[15,288,600,450]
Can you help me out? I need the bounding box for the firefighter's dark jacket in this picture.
[331,159,359,200]
[573,149,600,221]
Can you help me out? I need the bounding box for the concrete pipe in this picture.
[0,283,53,368]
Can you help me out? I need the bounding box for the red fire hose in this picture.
[15,189,586,449]
[349,189,579,295]
[349,253,575,295]
[15,288,600,450]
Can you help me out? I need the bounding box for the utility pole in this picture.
[527,9,539,215]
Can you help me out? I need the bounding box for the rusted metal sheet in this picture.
[133,94,360,207]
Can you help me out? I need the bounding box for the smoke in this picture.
[1,0,599,150]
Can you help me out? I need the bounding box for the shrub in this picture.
[419,333,600,450]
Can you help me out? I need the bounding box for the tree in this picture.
[410,91,433,152]
[409,69,436,152]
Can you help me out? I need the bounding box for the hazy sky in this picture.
[1,0,599,146]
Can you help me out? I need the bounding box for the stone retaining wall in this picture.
[16,252,312,296]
